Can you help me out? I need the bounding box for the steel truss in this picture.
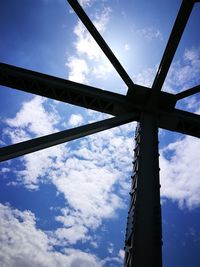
[0,0,200,266]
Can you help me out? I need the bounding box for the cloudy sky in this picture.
[0,0,200,266]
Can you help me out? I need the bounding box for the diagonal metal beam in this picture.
[67,0,134,90]
[0,62,132,116]
[151,0,194,93]
[175,85,200,101]
[0,112,138,163]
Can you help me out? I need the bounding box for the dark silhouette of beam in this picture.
[124,114,162,267]
[175,85,200,101]
[67,0,134,90]
[1,63,199,138]
[0,62,176,114]
[158,109,200,138]
[151,0,194,93]
[0,112,138,162]
[0,62,131,116]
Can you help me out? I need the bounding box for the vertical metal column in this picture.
[124,113,162,267]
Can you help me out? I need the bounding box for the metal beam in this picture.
[0,62,131,116]
[158,109,200,138]
[151,0,194,93]
[67,0,134,90]
[0,62,175,114]
[124,114,162,267]
[175,85,200,100]
[0,112,138,162]
[1,63,199,138]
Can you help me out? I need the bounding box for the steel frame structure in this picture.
[0,0,200,266]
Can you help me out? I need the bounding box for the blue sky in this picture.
[0,0,200,266]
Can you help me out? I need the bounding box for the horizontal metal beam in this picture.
[159,108,200,138]
[1,63,199,138]
[0,62,177,113]
[67,0,134,90]
[175,85,200,100]
[0,62,131,116]
[151,0,194,93]
[0,112,138,162]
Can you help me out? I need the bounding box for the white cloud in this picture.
[54,224,89,245]
[52,158,124,218]
[164,46,200,93]
[67,5,113,83]
[118,249,125,260]
[68,114,84,127]
[67,57,89,83]
[184,47,200,62]
[124,43,131,51]
[48,121,135,244]
[160,134,200,209]
[92,63,113,79]
[63,248,102,267]
[4,96,59,140]
[73,7,111,60]
[137,26,163,41]
[0,203,102,267]
[107,242,114,254]
[101,255,123,266]
[2,97,134,245]
[1,167,10,173]
[133,66,156,87]
[16,145,66,190]
[78,0,94,8]
[1,96,64,189]
[3,127,30,144]
[160,46,200,208]
[93,7,112,33]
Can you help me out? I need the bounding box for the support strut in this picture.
[124,113,162,267]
